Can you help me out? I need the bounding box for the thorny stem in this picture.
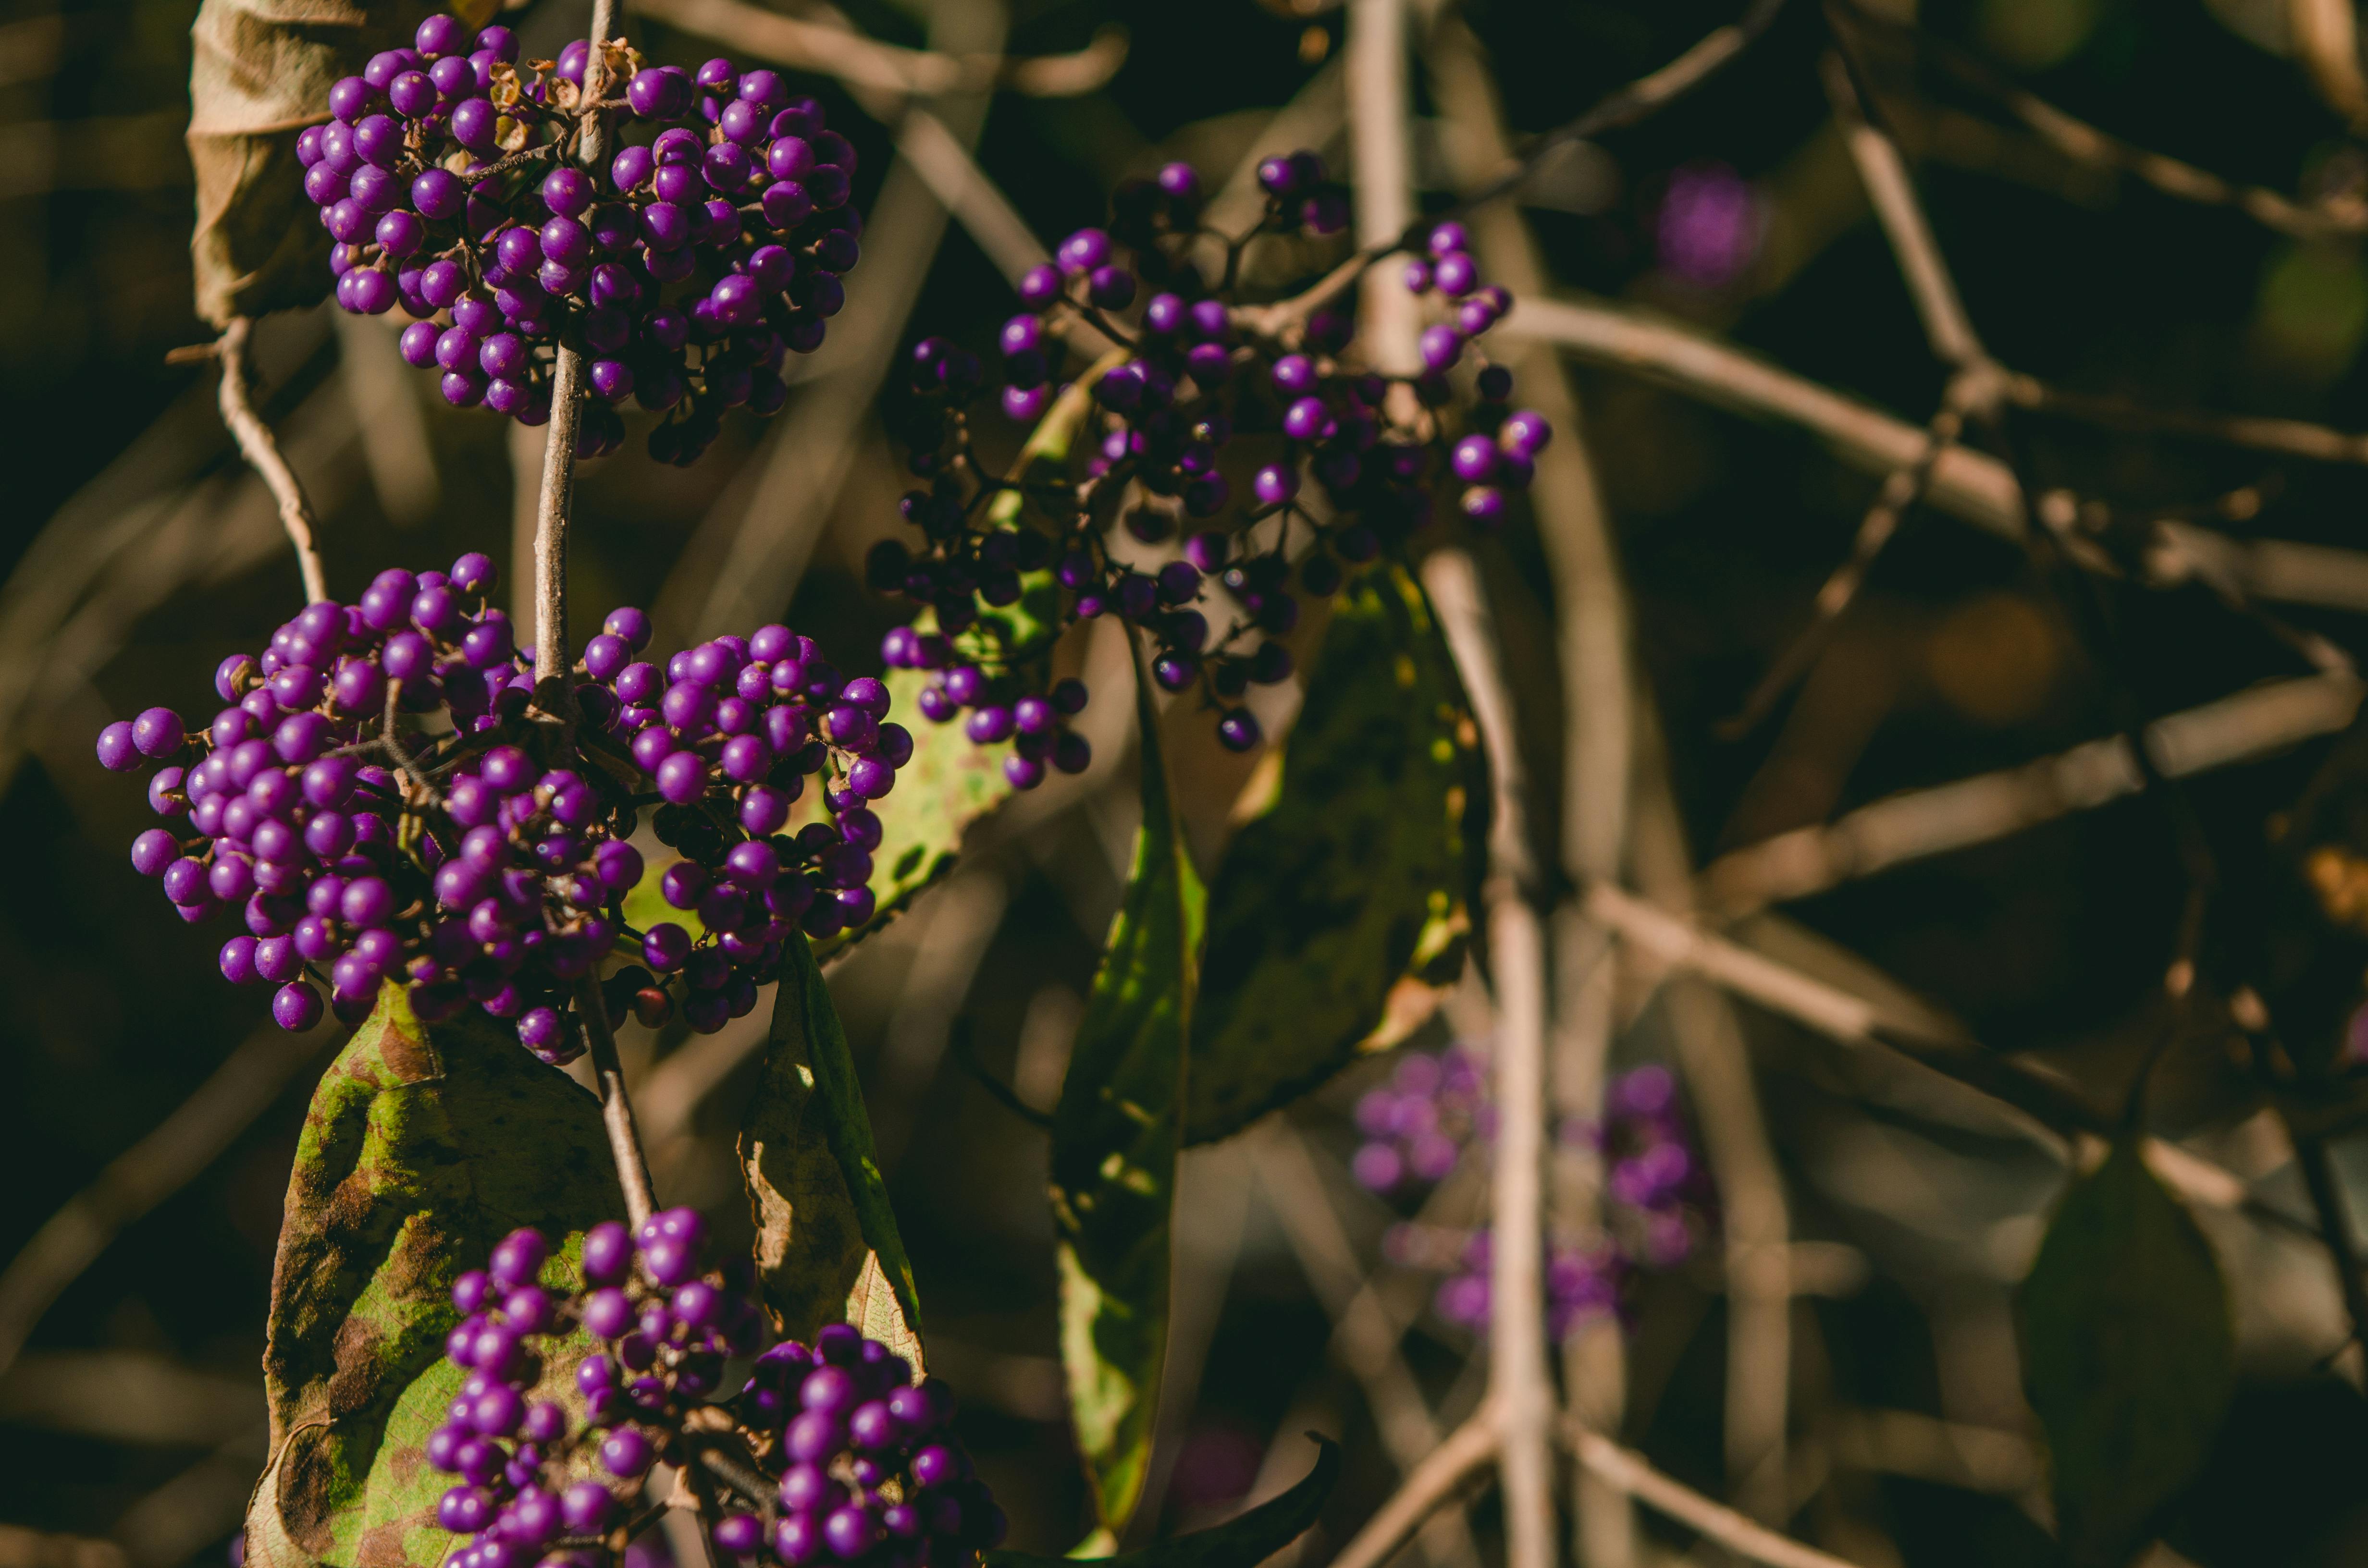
[216,317,329,604]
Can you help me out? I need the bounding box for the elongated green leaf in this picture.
[742,934,923,1367]
[1185,562,1484,1143]
[243,985,622,1568]
[986,1435,1339,1568]
[2017,1139,2236,1566]
[189,0,463,325]
[1051,639,1206,1538]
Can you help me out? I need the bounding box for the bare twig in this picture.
[0,1025,329,1378]
[1246,0,1789,337]
[2006,375,2368,465]
[1631,712,1796,1525]
[0,1351,257,1446]
[1251,1125,1480,1567]
[2287,1124,2368,1374]
[1834,0,2368,237]
[1426,23,1638,1558]
[1421,549,1551,1568]
[1347,0,1419,375]
[1559,1420,1868,1568]
[1825,1408,2036,1494]
[530,0,622,697]
[627,0,1123,98]
[1581,880,2316,1237]
[1704,677,2362,916]
[216,317,327,603]
[578,975,656,1229]
[1720,385,1971,737]
[1323,1404,1501,1568]
[1499,294,2368,618]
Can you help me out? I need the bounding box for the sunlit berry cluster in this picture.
[309,10,861,463]
[874,151,1549,773]
[727,1327,1005,1566]
[1362,1050,1708,1338]
[98,560,907,1049]
[421,1211,1001,1568]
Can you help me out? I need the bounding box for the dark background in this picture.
[10,0,2368,1562]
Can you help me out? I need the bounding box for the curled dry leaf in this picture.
[188,0,459,325]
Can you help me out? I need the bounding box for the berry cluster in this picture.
[1358,1049,1707,1338]
[728,1329,1004,1566]
[425,1214,768,1565]
[423,1211,1001,1568]
[309,11,862,463]
[870,151,1550,781]
[1349,1044,1490,1193]
[97,558,906,1051]
[612,625,915,1025]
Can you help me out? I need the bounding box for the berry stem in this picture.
[529,0,624,702]
[215,317,328,604]
[577,972,657,1227]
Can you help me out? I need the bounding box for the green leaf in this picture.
[986,1434,1339,1568]
[621,856,711,946]
[1050,639,1206,1537]
[835,663,1019,949]
[1185,562,1485,1144]
[742,934,924,1368]
[822,356,1128,952]
[2017,1139,2236,1566]
[189,0,446,326]
[243,985,624,1568]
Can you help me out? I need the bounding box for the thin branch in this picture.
[1719,385,1971,738]
[2007,375,2368,465]
[627,0,1124,98]
[1834,0,2368,238]
[1243,0,1789,337]
[1581,879,2319,1238]
[1559,1420,1868,1568]
[0,1025,329,1378]
[950,1020,1052,1131]
[1322,1404,1500,1568]
[1829,31,2237,1007]
[215,317,327,603]
[1630,713,1795,1525]
[1250,1125,1481,1567]
[1426,24,1639,1557]
[1499,294,2368,618]
[529,0,621,699]
[2287,1123,2368,1372]
[1702,658,2361,919]
[1421,549,1552,1568]
[1347,0,1419,375]
[1822,50,1992,383]
[578,975,656,1229]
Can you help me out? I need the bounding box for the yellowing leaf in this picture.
[243,986,624,1567]
[1050,638,1204,1536]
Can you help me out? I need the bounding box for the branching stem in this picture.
[216,317,328,604]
